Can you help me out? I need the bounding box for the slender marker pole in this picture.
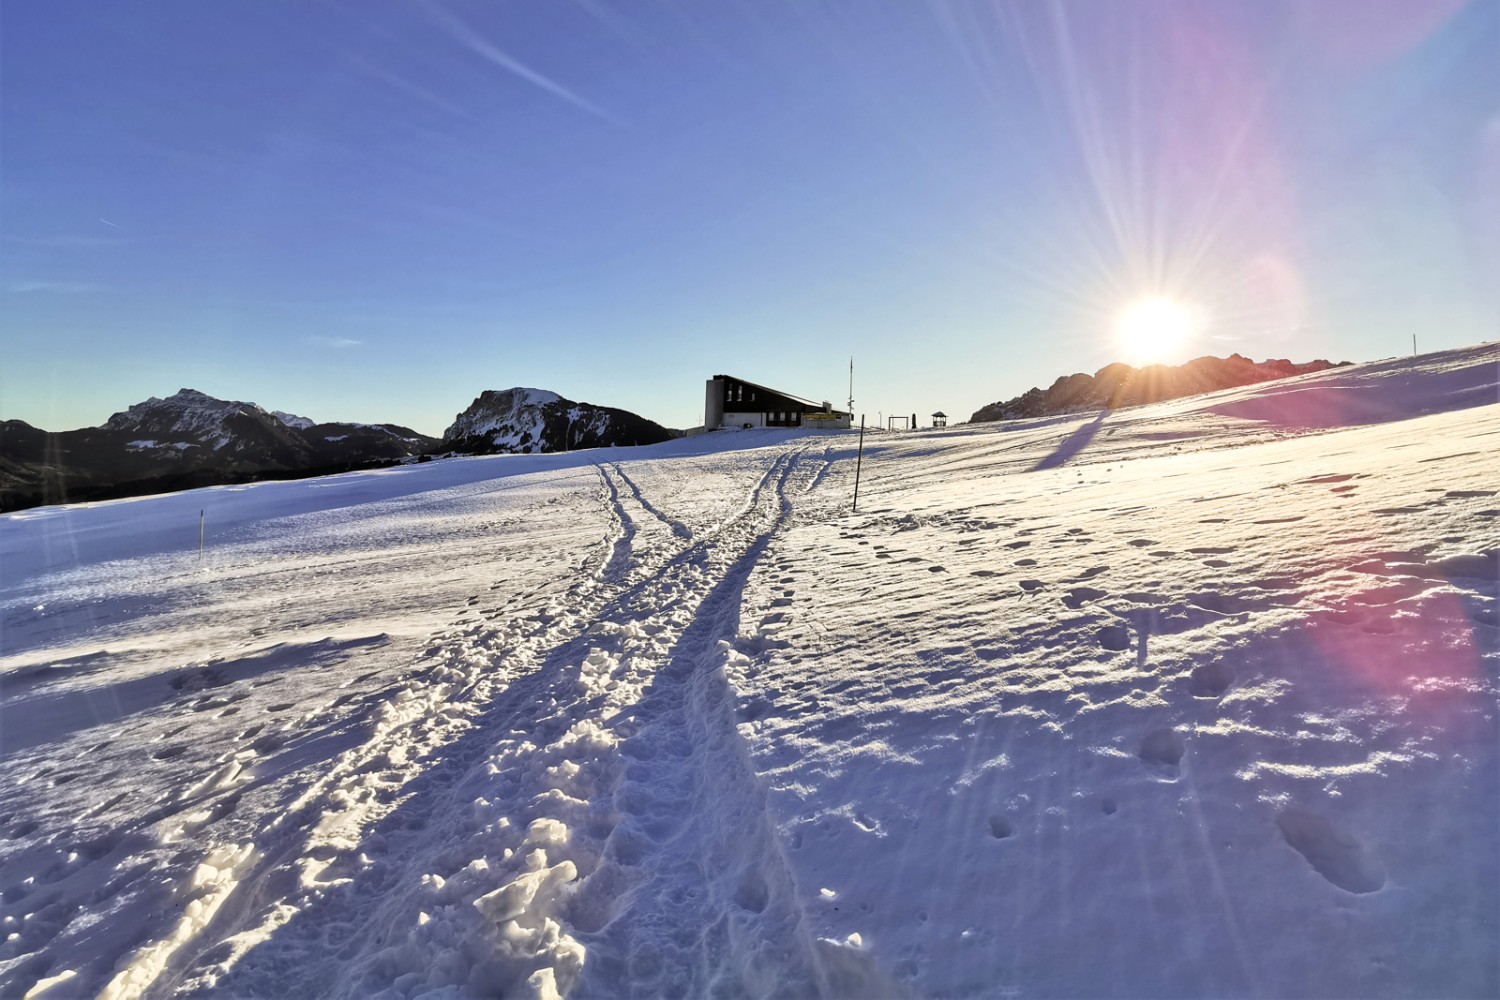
[1412,334,1417,357]
[852,416,865,513]
[199,510,204,561]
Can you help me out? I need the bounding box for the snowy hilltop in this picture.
[0,389,436,512]
[0,343,1496,998]
[970,353,1349,422]
[443,387,675,455]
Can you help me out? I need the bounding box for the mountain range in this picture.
[0,390,438,512]
[0,387,678,512]
[969,354,1349,423]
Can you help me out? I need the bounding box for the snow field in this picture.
[0,343,1496,998]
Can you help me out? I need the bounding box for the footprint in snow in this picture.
[1186,662,1235,698]
[1276,809,1385,894]
[1138,728,1185,779]
[1097,625,1131,651]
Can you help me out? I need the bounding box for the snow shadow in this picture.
[1206,352,1499,428]
[1031,410,1109,471]
[0,635,385,757]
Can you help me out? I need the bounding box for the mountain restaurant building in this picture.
[704,375,852,430]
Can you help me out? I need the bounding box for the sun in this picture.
[1116,297,1195,364]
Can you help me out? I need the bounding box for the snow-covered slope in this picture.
[443,388,674,455]
[1,344,1496,998]
[970,353,1349,422]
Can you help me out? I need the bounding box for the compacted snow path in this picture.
[2,344,1497,998]
[147,445,885,998]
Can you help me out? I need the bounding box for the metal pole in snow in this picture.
[199,510,204,560]
[1413,335,1417,356]
[852,416,865,513]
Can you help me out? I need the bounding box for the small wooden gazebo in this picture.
[932,411,948,429]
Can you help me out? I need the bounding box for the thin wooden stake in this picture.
[199,509,205,561]
[852,415,865,513]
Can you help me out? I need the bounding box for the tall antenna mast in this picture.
[847,356,854,413]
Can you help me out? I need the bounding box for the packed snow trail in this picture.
[139,444,886,997]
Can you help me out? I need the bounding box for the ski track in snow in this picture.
[1,343,1497,998]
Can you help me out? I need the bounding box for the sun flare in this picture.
[1116,297,1195,364]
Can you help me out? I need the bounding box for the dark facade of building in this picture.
[705,375,852,430]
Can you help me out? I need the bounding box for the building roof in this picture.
[932,411,948,417]
[713,374,837,413]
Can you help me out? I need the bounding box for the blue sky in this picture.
[3,0,1495,435]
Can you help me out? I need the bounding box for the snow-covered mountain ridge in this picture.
[443,387,674,454]
[106,388,271,447]
[271,410,316,431]
[0,389,437,512]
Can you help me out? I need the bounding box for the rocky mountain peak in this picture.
[104,388,268,439]
[443,388,673,455]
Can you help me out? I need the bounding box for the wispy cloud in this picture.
[98,218,127,231]
[346,52,472,119]
[423,1,621,124]
[9,280,107,294]
[309,336,364,349]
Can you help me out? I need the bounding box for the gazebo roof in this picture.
[932,411,947,417]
